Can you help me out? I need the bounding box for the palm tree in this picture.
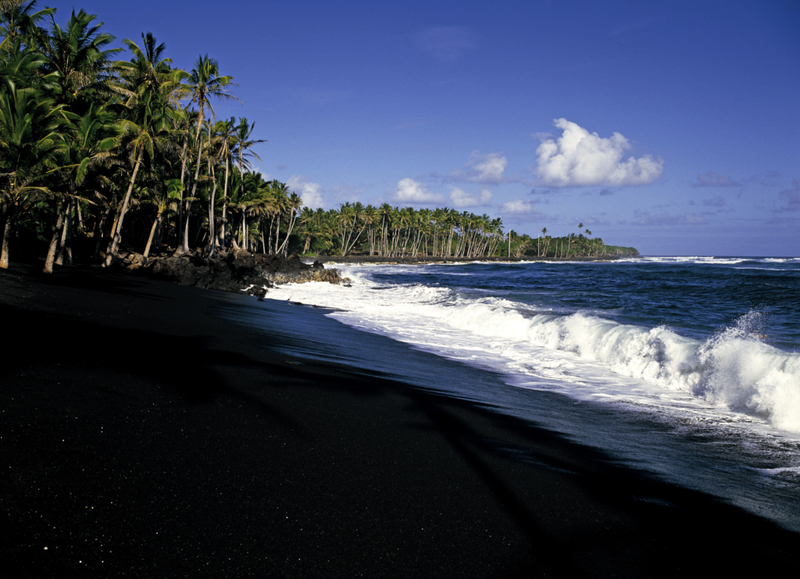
[276,189,302,255]
[141,178,182,264]
[362,204,378,255]
[0,82,67,268]
[117,32,186,108]
[180,54,236,254]
[35,8,121,109]
[44,103,120,273]
[102,32,183,265]
[540,227,548,257]
[212,116,236,249]
[0,0,54,52]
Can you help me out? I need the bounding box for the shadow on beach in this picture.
[2,263,797,578]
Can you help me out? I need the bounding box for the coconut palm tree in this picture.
[0,0,54,52]
[141,178,182,264]
[104,86,174,265]
[0,82,67,268]
[44,102,120,273]
[104,32,181,265]
[35,8,121,109]
[212,116,236,249]
[180,54,236,254]
[276,189,302,255]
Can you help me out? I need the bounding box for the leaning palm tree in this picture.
[141,178,182,264]
[104,33,181,266]
[276,189,302,256]
[104,89,173,265]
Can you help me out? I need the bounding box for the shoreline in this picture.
[308,254,635,265]
[2,262,798,577]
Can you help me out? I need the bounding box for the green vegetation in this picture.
[0,1,637,270]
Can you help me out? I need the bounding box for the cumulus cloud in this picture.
[415,26,475,62]
[500,198,541,216]
[453,151,508,184]
[394,178,444,204]
[535,118,663,187]
[449,187,493,208]
[691,171,740,188]
[287,175,324,209]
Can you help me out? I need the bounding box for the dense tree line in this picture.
[0,2,634,271]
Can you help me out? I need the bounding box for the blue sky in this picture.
[45,0,799,255]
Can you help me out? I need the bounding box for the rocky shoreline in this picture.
[92,250,631,298]
[117,250,344,297]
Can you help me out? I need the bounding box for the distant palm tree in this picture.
[231,117,264,247]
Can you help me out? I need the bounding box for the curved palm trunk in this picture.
[105,146,144,266]
[54,202,72,266]
[207,136,217,257]
[220,155,229,247]
[175,134,190,255]
[277,215,297,256]
[0,198,16,269]
[208,177,218,256]
[183,114,205,255]
[141,207,163,265]
[43,201,66,274]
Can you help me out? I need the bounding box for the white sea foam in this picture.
[266,265,800,434]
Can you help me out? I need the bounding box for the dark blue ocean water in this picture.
[230,256,800,532]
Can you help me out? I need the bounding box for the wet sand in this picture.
[2,263,798,578]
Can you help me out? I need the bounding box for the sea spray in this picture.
[266,260,800,434]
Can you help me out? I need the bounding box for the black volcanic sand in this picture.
[1,264,798,578]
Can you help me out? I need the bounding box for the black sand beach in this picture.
[2,263,798,578]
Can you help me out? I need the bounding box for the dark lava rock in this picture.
[135,250,343,294]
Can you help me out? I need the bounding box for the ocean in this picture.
[230,256,800,532]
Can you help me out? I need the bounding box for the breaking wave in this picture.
[267,265,800,433]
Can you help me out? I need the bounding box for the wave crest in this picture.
[524,309,800,432]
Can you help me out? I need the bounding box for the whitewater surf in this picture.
[257,257,800,531]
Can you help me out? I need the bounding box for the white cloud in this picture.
[394,178,444,204]
[500,198,540,215]
[287,175,324,209]
[456,151,508,184]
[535,118,663,187]
[415,26,475,62]
[450,187,493,208]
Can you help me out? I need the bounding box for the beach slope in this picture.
[1,264,797,578]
